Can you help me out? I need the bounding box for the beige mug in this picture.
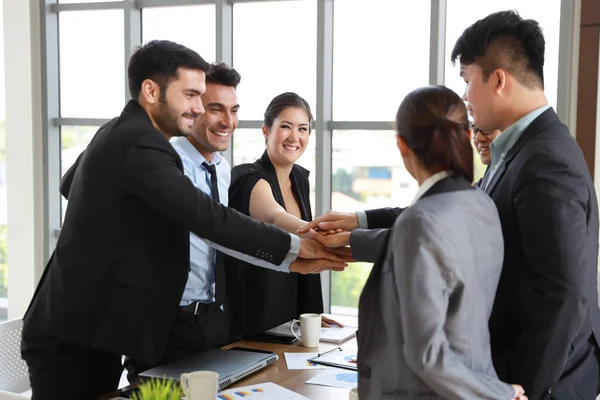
[349,387,359,400]
[180,370,219,400]
[290,313,321,347]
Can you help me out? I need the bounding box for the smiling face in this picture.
[263,106,310,167]
[147,67,207,139]
[472,128,501,165]
[189,82,239,161]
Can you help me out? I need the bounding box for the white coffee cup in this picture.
[349,387,359,400]
[290,313,321,347]
[180,370,219,400]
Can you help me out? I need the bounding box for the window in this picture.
[232,0,317,121]
[332,0,432,121]
[42,1,570,319]
[59,10,125,118]
[142,5,216,62]
[330,130,417,315]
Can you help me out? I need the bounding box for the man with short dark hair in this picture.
[20,41,347,400]
[452,10,600,399]
[124,61,243,379]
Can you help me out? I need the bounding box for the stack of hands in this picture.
[288,211,359,329]
[289,212,359,276]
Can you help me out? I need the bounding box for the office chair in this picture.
[0,391,29,400]
[0,319,30,396]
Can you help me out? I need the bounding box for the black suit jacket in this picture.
[363,207,404,228]
[484,108,600,399]
[225,151,323,338]
[22,101,292,365]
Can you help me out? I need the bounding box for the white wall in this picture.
[4,0,45,319]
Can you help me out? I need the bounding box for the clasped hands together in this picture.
[290,211,358,275]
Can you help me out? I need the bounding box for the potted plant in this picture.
[131,378,182,400]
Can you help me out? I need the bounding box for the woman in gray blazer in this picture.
[356,86,527,400]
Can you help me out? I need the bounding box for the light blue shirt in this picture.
[171,137,231,305]
[171,137,301,306]
[483,104,551,191]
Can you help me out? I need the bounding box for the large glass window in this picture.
[59,10,125,118]
[330,130,417,315]
[44,1,569,319]
[332,0,432,121]
[142,5,216,62]
[232,0,317,121]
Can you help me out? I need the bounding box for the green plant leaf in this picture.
[130,377,182,400]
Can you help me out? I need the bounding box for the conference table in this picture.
[103,327,357,400]
[221,338,357,399]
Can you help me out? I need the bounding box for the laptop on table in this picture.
[136,347,278,390]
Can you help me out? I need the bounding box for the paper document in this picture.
[284,352,326,370]
[217,382,309,399]
[306,369,358,389]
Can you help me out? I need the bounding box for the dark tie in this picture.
[203,162,225,306]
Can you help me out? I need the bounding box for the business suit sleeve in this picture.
[508,152,590,398]
[349,229,390,263]
[121,141,294,269]
[394,212,515,400]
[364,207,404,229]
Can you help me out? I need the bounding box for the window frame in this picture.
[42,0,579,315]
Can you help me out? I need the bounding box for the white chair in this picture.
[0,391,29,400]
[0,319,30,396]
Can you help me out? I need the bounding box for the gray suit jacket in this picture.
[357,176,515,400]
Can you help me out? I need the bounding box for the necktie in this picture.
[203,162,225,306]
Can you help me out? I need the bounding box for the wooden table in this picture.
[103,337,357,400]
[222,338,357,399]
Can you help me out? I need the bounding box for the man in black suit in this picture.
[20,40,347,400]
[304,10,600,400]
[451,10,600,399]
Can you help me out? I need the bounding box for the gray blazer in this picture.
[357,176,515,400]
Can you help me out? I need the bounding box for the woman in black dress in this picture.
[225,92,341,339]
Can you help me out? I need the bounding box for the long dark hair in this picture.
[395,85,473,183]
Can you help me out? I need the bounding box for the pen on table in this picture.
[317,347,342,357]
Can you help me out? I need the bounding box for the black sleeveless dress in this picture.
[225,151,324,339]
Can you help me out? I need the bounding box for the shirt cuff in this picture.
[357,211,368,229]
[277,233,300,273]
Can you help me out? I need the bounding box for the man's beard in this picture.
[153,100,188,138]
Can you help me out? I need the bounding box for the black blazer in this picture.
[21,101,292,366]
[482,108,600,399]
[225,151,323,338]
